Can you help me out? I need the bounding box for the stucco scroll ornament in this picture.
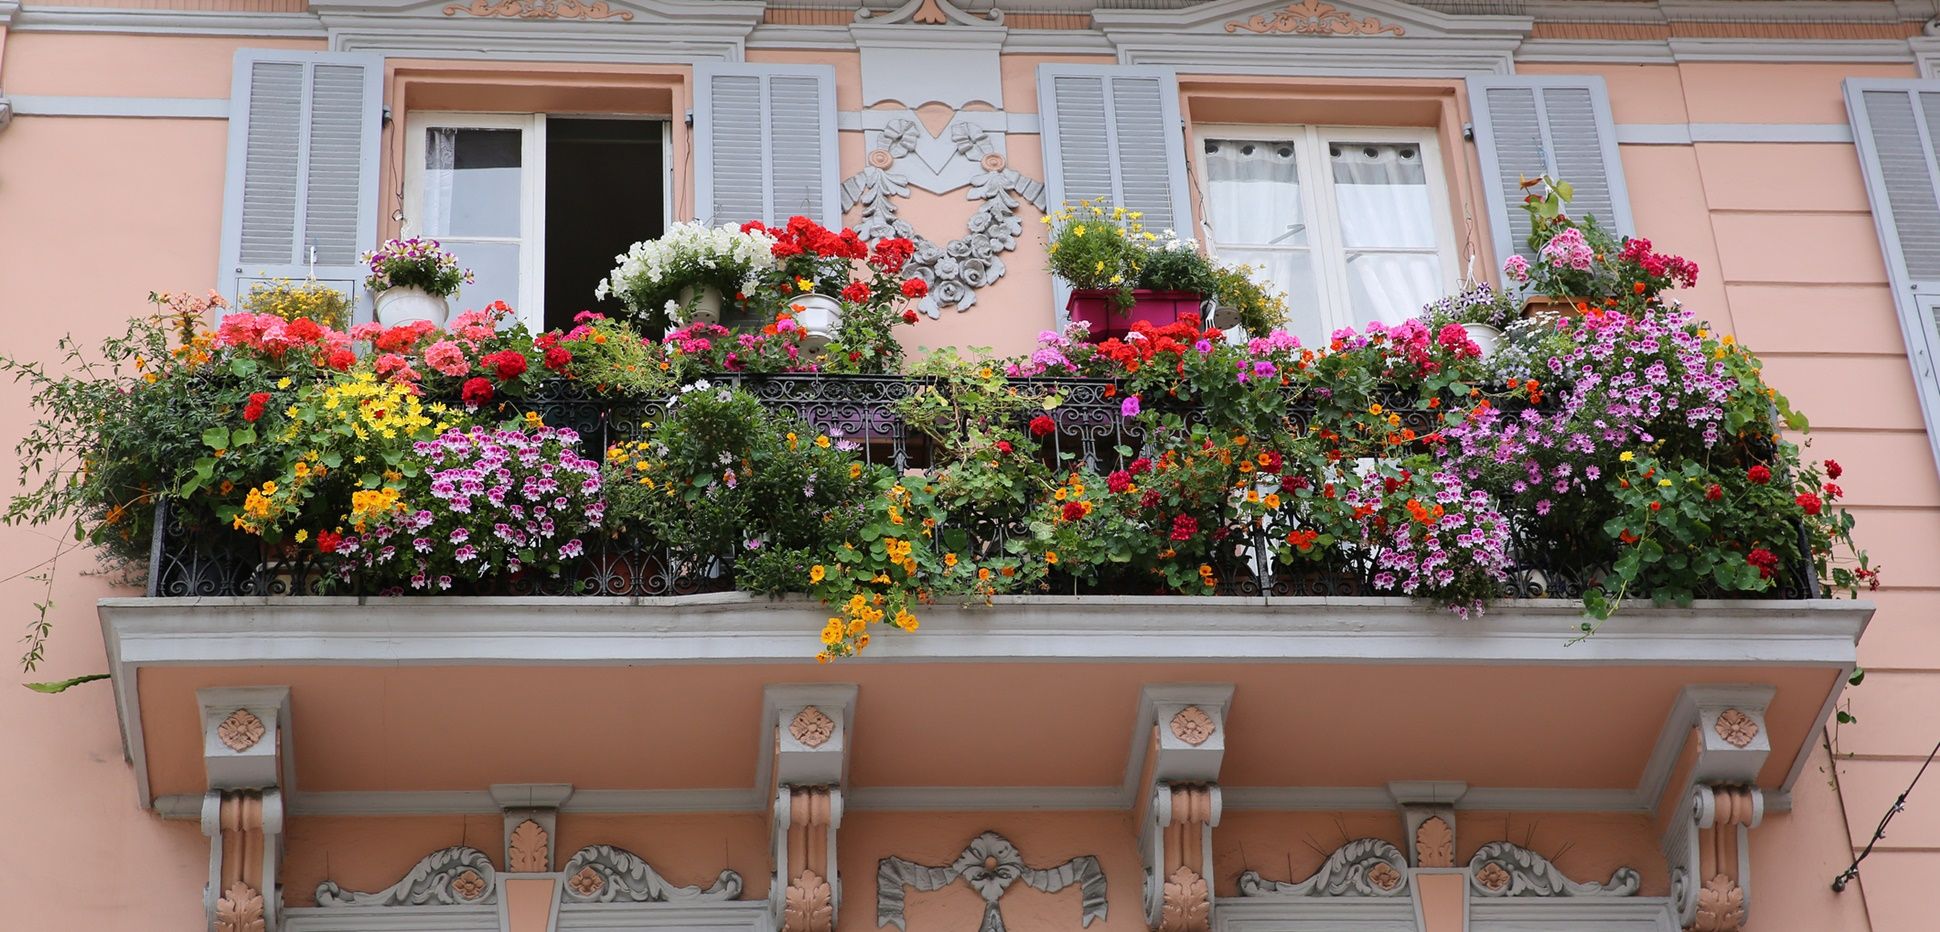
[1224,1,1404,37]
[1414,816,1455,868]
[842,119,1047,319]
[215,882,266,932]
[559,844,743,903]
[441,0,633,21]
[1467,841,1641,897]
[316,845,498,906]
[1236,838,1410,897]
[877,832,1107,932]
[854,0,1000,27]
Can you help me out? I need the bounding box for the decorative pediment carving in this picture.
[317,846,498,907]
[878,832,1107,932]
[1467,841,1641,897]
[1237,838,1410,897]
[854,0,1000,28]
[440,0,632,20]
[1225,2,1403,36]
[1093,0,1528,39]
[559,844,743,903]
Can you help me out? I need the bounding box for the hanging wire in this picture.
[1832,737,1940,891]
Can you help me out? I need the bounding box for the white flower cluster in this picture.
[595,221,779,318]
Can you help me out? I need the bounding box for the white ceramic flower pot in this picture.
[375,286,450,327]
[677,284,724,324]
[1462,322,1503,359]
[790,293,843,350]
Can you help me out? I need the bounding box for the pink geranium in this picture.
[423,340,471,377]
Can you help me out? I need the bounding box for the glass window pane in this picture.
[445,240,521,315]
[1220,246,1322,345]
[1203,138,1307,246]
[1343,252,1443,329]
[423,128,522,239]
[1329,142,1436,249]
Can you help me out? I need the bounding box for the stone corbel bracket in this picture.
[492,783,573,873]
[198,686,291,932]
[765,684,857,932]
[1389,781,1467,869]
[1136,685,1233,932]
[1655,685,1773,932]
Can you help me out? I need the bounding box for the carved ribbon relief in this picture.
[878,832,1107,932]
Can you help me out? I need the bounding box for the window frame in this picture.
[1192,123,1460,338]
[401,110,675,331]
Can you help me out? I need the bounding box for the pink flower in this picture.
[1539,227,1595,272]
[424,339,471,377]
[1502,254,1531,283]
[1121,395,1141,417]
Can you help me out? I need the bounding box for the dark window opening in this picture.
[544,118,665,333]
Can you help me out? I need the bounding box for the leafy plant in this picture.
[241,278,352,329]
[360,237,472,297]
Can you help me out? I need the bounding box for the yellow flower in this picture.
[944,552,959,568]
[1095,260,1106,274]
[849,462,864,479]
[294,529,309,543]
[1264,493,1281,509]
[276,377,292,389]
[1658,478,1673,487]
[796,277,814,292]
[1619,451,1635,462]
[1072,225,1086,237]
[847,618,867,636]
[810,564,826,583]
[815,435,831,449]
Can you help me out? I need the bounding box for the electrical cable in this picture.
[1832,737,1940,891]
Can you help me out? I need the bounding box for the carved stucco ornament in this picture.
[1168,706,1217,746]
[559,844,743,903]
[215,882,266,932]
[1225,1,1404,36]
[1467,841,1641,897]
[842,119,1046,318]
[1690,874,1747,932]
[1237,838,1410,897]
[790,706,837,748]
[508,818,550,872]
[1414,816,1455,868]
[854,0,999,27]
[441,0,632,21]
[878,832,1107,932]
[1157,866,1210,932]
[317,846,499,906]
[784,869,835,932]
[217,708,266,752]
[1714,709,1759,749]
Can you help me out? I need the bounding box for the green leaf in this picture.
[228,356,259,377]
[233,426,257,446]
[1554,180,1575,202]
[24,672,110,694]
[202,426,230,451]
[1849,668,1867,686]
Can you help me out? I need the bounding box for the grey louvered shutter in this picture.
[1468,75,1633,266]
[1037,64,1192,235]
[692,62,839,228]
[217,50,383,316]
[1848,79,1940,475]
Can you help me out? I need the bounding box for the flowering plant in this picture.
[240,278,351,329]
[1423,283,1519,330]
[1043,200,1150,304]
[662,317,815,378]
[1506,176,1698,309]
[741,216,927,373]
[596,221,780,331]
[360,237,472,297]
[538,312,674,396]
[388,301,545,405]
[332,424,603,591]
[1210,263,1290,335]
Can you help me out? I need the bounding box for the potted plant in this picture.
[362,237,471,326]
[597,221,779,333]
[241,278,351,330]
[1045,201,1215,341]
[1423,283,1519,358]
[742,216,925,364]
[1506,175,1700,317]
[1208,262,1290,336]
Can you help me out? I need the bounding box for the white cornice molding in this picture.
[0,0,19,26]
[1911,35,1940,76]
[1666,37,1916,62]
[745,23,855,50]
[9,7,326,37]
[1659,0,1909,23]
[1515,38,1679,64]
[1094,0,1528,74]
[7,95,229,119]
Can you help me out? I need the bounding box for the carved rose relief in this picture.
[452,869,488,901]
[215,882,265,932]
[790,707,837,748]
[1475,862,1511,893]
[1365,862,1402,892]
[569,866,605,897]
[1714,709,1759,748]
[1158,866,1210,932]
[508,819,550,872]
[217,709,266,753]
[1169,706,1216,746]
[1415,816,1454,868]
[783,870,835,932]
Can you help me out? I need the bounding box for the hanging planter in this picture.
[1461,322,1503,359]
[1066,290,1206,342]
[789,293,843,350]
[677,283,725,324]
[373,286,451,327]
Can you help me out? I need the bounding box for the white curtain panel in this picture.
[1331,142,1441,328]
[1203,138,1318,342]
[423,126,459,238]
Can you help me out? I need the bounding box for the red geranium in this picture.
[1824,482,1843,499]
[1746,548,1780,580]
[324,348,356,371]
[872,237,916,273]
[1107,470,1132,494]
[1128,457,1153,476]
[1029,415,1056,437]
[901,278,928,299]
[1256,450,1283,475]
[841,280,872,304]
[995,440,1013,455]
[1825,459,1843,480]
[543,346,572,371]
[481,349,527,381]
[241,391,271,423]
[316,529,343,554]
[1747,465,1771,485]
[902,309,920,324]
[1705,484,1723,501]
[1796,492,1823,516]
[1169,514,1199,542]
[1061,501,1089,522]
[460,376,494,406]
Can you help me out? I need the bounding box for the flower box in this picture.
[1066,290,1207,341]
[1522,295,1591,317]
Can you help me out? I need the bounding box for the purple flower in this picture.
[1121,395,1142,418]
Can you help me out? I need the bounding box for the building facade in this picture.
[4,1,1940,930]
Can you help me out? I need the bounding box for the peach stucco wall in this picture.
[0,28,1928,932]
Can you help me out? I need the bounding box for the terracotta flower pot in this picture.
[1066,289,1207,341]
[1522,295,1591,318]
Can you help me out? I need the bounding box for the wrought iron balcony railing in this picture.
[146,374,1820,603]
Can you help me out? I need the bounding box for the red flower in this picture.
[241,391,270,423]
[1747,465,1771,485]
[841,280,872,304]
[460,376,494,406]
[902,309,920,324]
[325,348,356,371]
[1796,492,1823,516]
[1029,415,1056,437]
[285,318,324,344]
[1256,450,1282,475]
[1825,459,1843,480]
[1169,514,1199,542]
[1746,548,1780,580]
[1649,501,1662,512]
[1824,482,1843,499]
[872,237,916,273]
[1287,529,1319,552]
[901,278,928,299]
[1107,470,1132,494]
[543,346,573,371]
[1705,483,1723,501]
[316,529,343,554]
[481,349,527,381]
[1061,501,1089,522]
[995,440,1014,455]
[1128,457,1153,476]
[1139,490,1162,509]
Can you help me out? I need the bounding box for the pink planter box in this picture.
[1066,289,1207,341]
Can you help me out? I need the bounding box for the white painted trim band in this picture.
[836,110,1040,134]
[1615,122,1856,145]
[10,7,326,37]
[9,95,229,120]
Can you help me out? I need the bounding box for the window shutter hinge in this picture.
[685,109,694,127]
[1462,122,1474,142]
[382,104,393,127]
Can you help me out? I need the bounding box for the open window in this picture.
[1194,125,1458,346]
[401,111,671,332]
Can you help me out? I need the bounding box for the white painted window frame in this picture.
[1216,892,1678,932]
[401,112,675,331]
[1192,123,1460,337]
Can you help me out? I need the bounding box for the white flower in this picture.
[597,222,777,317]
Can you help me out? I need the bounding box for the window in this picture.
[1196,126,1456,345]
[403,112,671,332]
